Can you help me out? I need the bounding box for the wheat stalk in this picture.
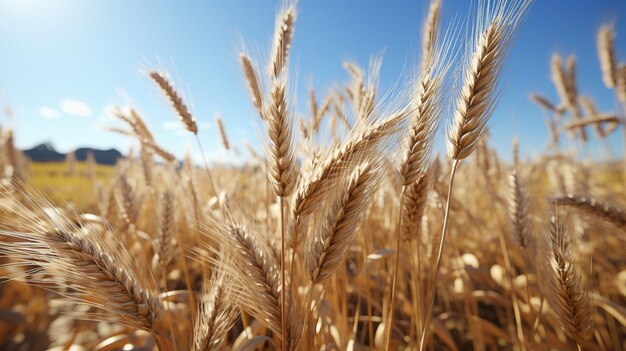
[617,63,626,104]
[529,93,558,112]
[427,2,532,349]
[552,194,626,229]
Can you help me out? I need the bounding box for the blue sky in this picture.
[0,0,624,163]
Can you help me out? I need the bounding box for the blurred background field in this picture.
[28,162,114,208]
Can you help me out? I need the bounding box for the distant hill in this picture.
[23,143,123,166]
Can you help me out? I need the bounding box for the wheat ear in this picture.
[192,268,238,351]
[156,189,176,271]
[305,162,379,284]
[221,223,282,339]
[214,115,230,150]
[551,54,576,110]
[0,224,162,333]
[401,170,431,241]
[508,169,531,249]
[266,78,297,198]
[529,93,558,112]
[540,215,594,345]
[148,70,198,135]
[294,109,410,220]
[269,4,296,78]
[597,24,617,89]
[446,1,529,160]
[421,0,442,71]
[240,53,266,119]
[401,73,444,185]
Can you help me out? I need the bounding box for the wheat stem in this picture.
[384,187,406,351]
[279,195,287,351]
[419,159,459,351]
[497,224,526,350]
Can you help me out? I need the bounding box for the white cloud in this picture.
[39,106,60,119]
[59,99,92,117]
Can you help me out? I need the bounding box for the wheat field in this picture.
[1,0,625,350]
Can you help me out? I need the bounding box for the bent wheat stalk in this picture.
[422,1,531,349]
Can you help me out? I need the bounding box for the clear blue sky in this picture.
[0,0,625,163]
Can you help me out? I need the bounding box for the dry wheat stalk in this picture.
[427,2,531,349]
[215,115,230,150]
[551,54,576,110]
[111,107,176,162]
[617,63,626,104]
[563,114,619,133]
[113,107,155,142]
[447,1,530,160]
[529,93,558,112]
[597,24,617,89]
[552,194,626,229]
[305,162,379,285]
[387,63,445,349]
[579,96,605,138]
[269,5,296,78]
[144,141,177,163]
[148,70,198,135]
